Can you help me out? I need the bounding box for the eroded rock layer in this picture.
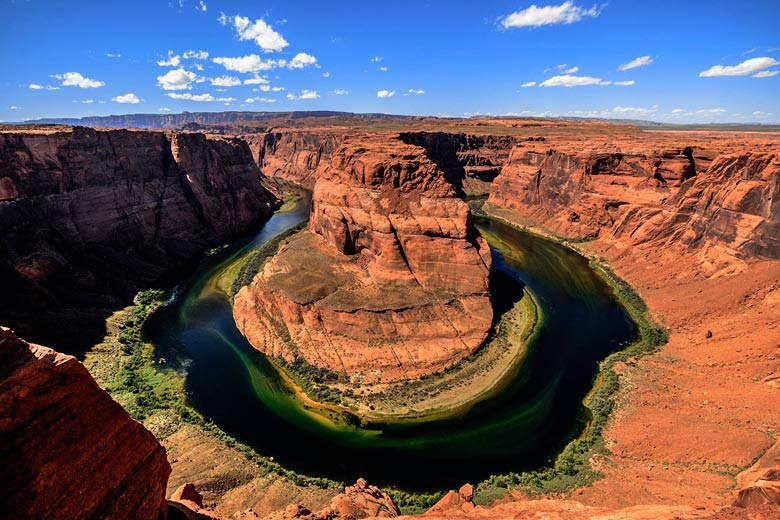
[234,134,492,382]
[0,126,278,353]
[488,136,780,276]
[0,327,170,520]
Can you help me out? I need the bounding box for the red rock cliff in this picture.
[234,134,492,382]
[0,126,278,353]
[0,327,170,520]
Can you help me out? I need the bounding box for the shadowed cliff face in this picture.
[0,327,170,520]
[0,127,278,355]
[234,133,493,382]
[488,139,780,276]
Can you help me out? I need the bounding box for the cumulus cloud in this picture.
[52,72,105,88]
[378,66,388,72]
[112,93,140,104]
[82,99,94,104]
[520,81,537,87]
[332,89,349,95]
[182,50,209,60]
[403,89,425,96]
[287,52,318,69]
[614,80,635,86]
[232,15,288,52]
[29,83,60,90]
[371,56,383,62]
[198,0,207,12]
[539,74,610,87]
[377,90,395,98]
[157,51,181,67]
[157,68,199,90]
[501,1,602,28]
[557,64,579,73]
[244,97,276,103]
[254,85,284,92]
[753,70,779,78]
[243,75,269,85]
[210,75,242,87]
[213,54,283,73]
[167,93,235,102]
[8,106,21,110]
[159,107,171,111]
[699,57,779,77]
[322,72,330,78]
[618,56,653,71]
[106,53,121,58]
[286,89,319,100]
[671,108,686,114]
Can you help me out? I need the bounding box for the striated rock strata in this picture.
[234,134,492,382]
[488,136,780,275]
[0,327,170,520]
[0,126,278,353]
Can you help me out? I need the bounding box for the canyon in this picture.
[1,117,779,519]
[0,125,278,354]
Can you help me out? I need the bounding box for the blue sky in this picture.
[1,0,779,123]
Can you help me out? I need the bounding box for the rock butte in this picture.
[234,133,493,382]
[0,117,779,519]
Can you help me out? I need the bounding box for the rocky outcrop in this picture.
[0,327,170,520]
[488,138,780,275]
[234,134,492,382]
[251,130,346,188]
[0,126,278,353]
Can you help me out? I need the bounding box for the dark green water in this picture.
[144,197,637,491]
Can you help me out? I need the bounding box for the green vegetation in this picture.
[84,288,342,491]
[229,221,307,297]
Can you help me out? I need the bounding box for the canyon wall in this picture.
[0,126,278,353]
[488,139,780,275]
[234,133,493,382]
[0,327,170,520]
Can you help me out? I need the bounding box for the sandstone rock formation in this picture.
[0,326,170,520]
[234,134,492,382]
[251,130,346,188]
[0,126,278,353]
[487,134,780,275]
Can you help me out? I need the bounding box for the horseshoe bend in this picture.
[2,3,780,519]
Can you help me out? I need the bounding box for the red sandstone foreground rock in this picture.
[0,326,170,520]
[0,125,278,352]
[234,133,492,382]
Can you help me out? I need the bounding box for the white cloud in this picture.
[286,89,320,100]
[157,68,199,90]
[82,99,94,104]
[332,89,349,95]
[539,74,610,87]
[112,93,140,104]
[198,1,207,12]
[106,53,121,58]
[213,54,283,73]
[753,70,779,78]
[556,64,579,73]
[29,83,43,89]
[244,97,276,103]
[157,51,181,67]
[9,106,21,110]
[614,80,635,86]
[322,71,330,78]
[671,108,686,113]
[232,15,288,52]
[288,52,318,69]
[254,85,284,92]
[520,81,537,87]
[210,75,242,87]
[377,89,395,98]
[752,111,772,116]
[371,56,383,62]
[218,12,227,25]
[159,107,171,111]
[243,75,269,85]
[694,108,726,114]
[52,72,105,88]
[167,93,235,102]
[182,50,209,60]
[699,57,779,77]
[501,1,602,28]
[378,66,388,72]
[618,56,653,71]
[404,88,425,95]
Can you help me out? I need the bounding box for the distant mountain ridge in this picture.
[19,111,419,129]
